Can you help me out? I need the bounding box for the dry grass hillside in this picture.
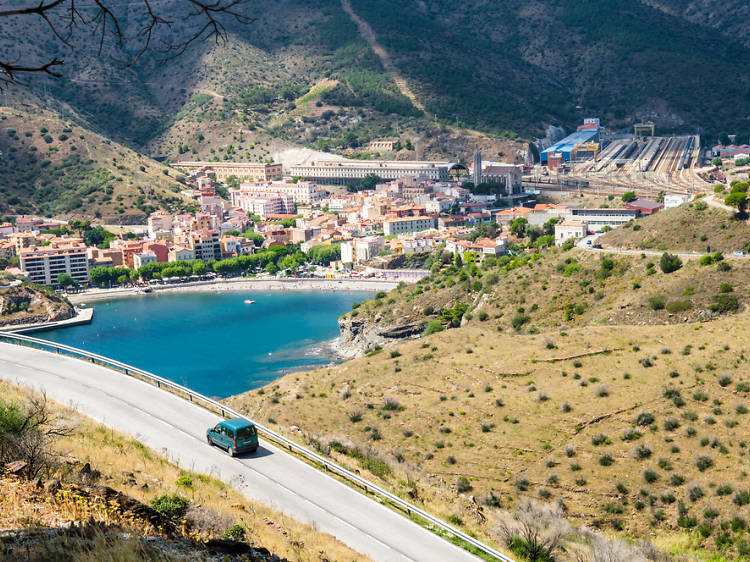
[0,106,195,222]
[0,380,365,561]
[599,202,750,254]
[350,246,750,336]
[228,310,750,560]
[225,233,750,559]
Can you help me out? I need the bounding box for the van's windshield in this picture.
[237,426,256,440]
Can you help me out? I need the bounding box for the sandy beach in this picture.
[67,277,399,304]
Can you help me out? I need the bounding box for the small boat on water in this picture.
[244,299,255,304]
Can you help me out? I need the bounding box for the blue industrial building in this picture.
[540,129,600,164]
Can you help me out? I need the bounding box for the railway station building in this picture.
[540,129,600,166]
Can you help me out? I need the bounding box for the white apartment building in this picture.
[289,160,451,185]
[148,214,173,238]
[233,181,325,205]
[341,237,385,264]
[133,251,157,269]
[383,215,437,236]
[230,190,295,219]
[19,244,90,286]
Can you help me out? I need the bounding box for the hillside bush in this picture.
[659,253,682,273]
[647,295,665,310]
[150,494,190,519]
[666,300,691,313]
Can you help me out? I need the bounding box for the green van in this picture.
[206,418,259,456]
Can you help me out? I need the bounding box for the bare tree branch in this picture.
[0,0,256,90]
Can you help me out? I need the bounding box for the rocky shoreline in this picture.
[0,285,76,328]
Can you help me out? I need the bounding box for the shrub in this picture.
[514,478,530,491]
[719,283,733,293]
[709,294,739,313]
[560,402,572,413]
[447,514,464,526]
[595,384,609,397]
[659,252,683,273]
[717,484,733,496]
[424,319,443,335]
[734,490,750,506]
[565,446,576,457]
[621,428,641,441]
[642,469,658,483]
[666,300,691,313]
[222,524,246,541]
[663,417,680,431]
[648,295,666,310]
[696,456,713,472]
[591,434,611,446]
[636,412,655,426]
[670,473,685,486]
[633,444,652,460]
[603,502,624,514]
[175,475,193,488]
[599,454,614,466]
[382,397,401,411]
[150,494,190,519]
[686,482,704,502]
[348,409,363,423]
[511,313,530,331]
[718,374,732,387]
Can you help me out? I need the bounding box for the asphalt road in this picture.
[0,343,480,562]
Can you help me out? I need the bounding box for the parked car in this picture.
[207,418,259,456]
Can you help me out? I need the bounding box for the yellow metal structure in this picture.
[634,121,655,136]
[572,141,600,161]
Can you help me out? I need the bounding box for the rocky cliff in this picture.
[0,284,76,327]
[332,314,423,359]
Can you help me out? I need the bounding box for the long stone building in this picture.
[288,160,452,185]
[173,162,283,182]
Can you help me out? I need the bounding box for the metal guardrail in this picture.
[0,332,513,562]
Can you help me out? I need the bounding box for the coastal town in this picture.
[3,117,747,290]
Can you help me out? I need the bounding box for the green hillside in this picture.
[0,106,195,221]
[2,0,748,150]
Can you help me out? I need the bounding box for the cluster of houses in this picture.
[2,157,683,286]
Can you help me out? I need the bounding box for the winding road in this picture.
[0,342,481,562]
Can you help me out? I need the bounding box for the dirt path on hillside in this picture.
[340,0,425,112]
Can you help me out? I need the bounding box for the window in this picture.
[227,429,234,438]
[237,426,256,439]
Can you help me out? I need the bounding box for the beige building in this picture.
[173,161,283,182]
[554,220,588,246]
[19,243,90,286]
[341,237,385,264]
[368,139,398,152]
[169,246,195,262]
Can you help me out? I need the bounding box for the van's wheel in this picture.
[228,447,236,457]
[206,436,212,445]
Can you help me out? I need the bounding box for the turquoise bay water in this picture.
[41,291,369,398]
